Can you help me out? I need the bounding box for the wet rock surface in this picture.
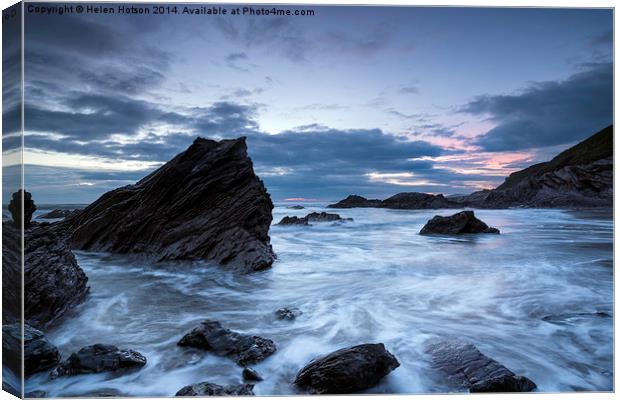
[51,344,147,378]
[242,367,263,381]
[294,343,400,394]
[426,339,536,393]
[275,307,302,320]
[3,324,60,376]
[38,209,81,219]
[277,212,352,226]
[23,223,90,328]
[176,382,255,396]
[63,137,275,273]
[420,211,500,235]
[178,320,276,366]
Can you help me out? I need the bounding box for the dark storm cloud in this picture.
[464,62,612,151]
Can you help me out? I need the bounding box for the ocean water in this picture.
[26,205,613,396]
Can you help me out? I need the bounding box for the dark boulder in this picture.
[275,307,302,321]
[328,195,382,209]
[178,320,276,366]
[3,324,60,376]
[176,382,254,396]
[420,211,500,235]
[425,339,536,393]
[24,224,90,328]
[62,137,275,273]
[50,344,147,378]
[8,189,36,229]
[242,367,263,381]
[2,223,22,325]
[277,212,352,226]
[38,209,80,220]
[294,343,400,394]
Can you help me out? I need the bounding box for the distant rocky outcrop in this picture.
[178,320,276,366]
[277,212,352,226]
[420,211,500,235]
[294,343,400,394]
[3,324,60,376]
[328,193,459,209]
[286,205,305,210]
[8,189,36,229]
[62,137,275,273]
[51,344,147,379]
[38,209,81,220]
[176,382,255,396]
[426,339,536,392]
[330,125,613,210]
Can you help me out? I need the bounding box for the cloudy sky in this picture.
[4,4,613,204]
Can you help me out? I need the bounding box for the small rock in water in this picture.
[277,212,352,226]
[242,367,263,381]
[425,339,536,393]
[286,205,305,210]
[294,343,400,394]
[176,382,254,396]
[50,343,147,378]
[275,307,302,321]
[3,323,60,376]
[420,210,500,235]
[178,320,276,366]
[277,216,309,226]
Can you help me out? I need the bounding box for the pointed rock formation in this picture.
[63,137,275,273]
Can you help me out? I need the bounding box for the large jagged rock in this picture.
[24,224,90,328]
[178,320,276,366]
[3,324,60,376]
[176,382,255,396]
[420,211,499,235]
[63,137,275,273]
[276,212,352,226]
[2,222,89,328]
[294,343,400,394]
[50,344,147,378]
[8,189,36,229]
[425,339,536,393]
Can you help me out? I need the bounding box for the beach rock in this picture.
[38,209,80,220]
[426,339,536,393]
[420,211,500,235]
[24,223,90,328]
[287,205,305,210]
[242,367,263,381]
[3,324,60,376]
[277,212,352,226]
[276,216,309,226]
[275,307,302,321]
[62,137,275,273]
[176,382,254,396]
[51,344,147,378]
[178,320,276,365]
[328,195,383,208]
[294,343,400,394]
[8,189,36,229]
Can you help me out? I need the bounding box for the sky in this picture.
[2,4,613,204]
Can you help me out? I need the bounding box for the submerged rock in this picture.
[286,205,305,210]
[38,209,80,220]
[63,137,275,273]
[425,339,536,392]
[51,344,147,378]
[178,320,276,365]
[275,307,302,321]
[294,343,400,394]
[242,367,263,381]
[277,212,352,226]
[3,324,60,376]
[176,382,254,396]
[420,211,500,235]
